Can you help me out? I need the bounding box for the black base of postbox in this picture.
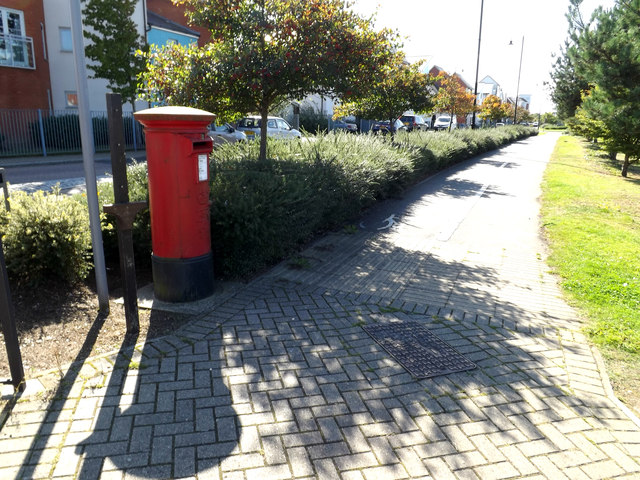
[152,252,214,303]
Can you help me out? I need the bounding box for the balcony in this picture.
[0,33,35,69]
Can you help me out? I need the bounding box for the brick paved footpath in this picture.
[1,133,639,479]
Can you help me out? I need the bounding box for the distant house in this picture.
[2,0,209,113]
[146,0,211,47]
[147,10,200,47]
[42,0,147,112]
[476,75,504,104]
[0,0,51,110]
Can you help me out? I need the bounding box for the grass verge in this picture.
[540,134,640,414]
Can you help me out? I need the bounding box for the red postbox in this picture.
[134,106,215,302]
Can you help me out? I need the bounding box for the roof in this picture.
[147,11,200,38]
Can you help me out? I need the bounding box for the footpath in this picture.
[1,132,639,479]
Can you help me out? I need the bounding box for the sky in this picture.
[349,0,616,113]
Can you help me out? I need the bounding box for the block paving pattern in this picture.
[1,133,639,479]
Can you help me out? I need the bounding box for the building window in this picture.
[65,91,78,108]
[0,7,35,69]
[60,27,72,52]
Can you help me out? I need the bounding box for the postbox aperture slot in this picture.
[192,140,211,150]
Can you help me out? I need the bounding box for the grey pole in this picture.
[70,0,110,312]
[471,0,484,130]
[513,36,524,125]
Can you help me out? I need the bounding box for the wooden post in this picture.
[0,237,25,392]
[103,93,147,334]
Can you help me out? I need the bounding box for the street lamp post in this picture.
[511,36,524,125]
[471,0,485,130]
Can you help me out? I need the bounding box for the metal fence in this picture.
[0,108,145,158]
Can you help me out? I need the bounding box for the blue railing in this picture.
[0,109,145,158]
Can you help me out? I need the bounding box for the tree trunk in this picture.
[608,150,617,161]
[259,107,269,162]
[621,153,630,177]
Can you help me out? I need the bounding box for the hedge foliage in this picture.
[1,126,536,283]
[0,189,92,286]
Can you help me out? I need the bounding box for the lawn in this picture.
[541,134,640,413]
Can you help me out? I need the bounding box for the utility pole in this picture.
[471,0,484,130]
[513,36,524,125]
[70,0,110,312]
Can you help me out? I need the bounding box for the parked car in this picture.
[371,119,406,135]
[332,119,358,133]
[208,123,247,146]
[236,116,302,140]
[399,114,428,131]
[433,115,457,131]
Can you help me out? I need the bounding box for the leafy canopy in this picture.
[479,94,510,123]
[82,0,147,109]
[567,0,640,175]
[141,0,400,159]
[333,57,435,138]
[433,72,476,130]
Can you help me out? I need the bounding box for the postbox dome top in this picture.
[134,106,216,125]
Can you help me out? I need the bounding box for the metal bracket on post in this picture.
[105,93,147,334]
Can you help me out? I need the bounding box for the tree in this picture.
[572,0,640,176]
[548,43,588,120]
[82,0,148,110]
[432,72,476,131]
[332,57,434,140]
[517,108,534,124]
[541,112,560,125]
[479,94,510,124]
[143,0,399,160]
[548,0,590,120]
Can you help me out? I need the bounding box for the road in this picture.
[0,152,146,193]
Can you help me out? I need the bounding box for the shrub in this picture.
[210,133,415,278]
[1,189,92,286]
[298,106,329,134]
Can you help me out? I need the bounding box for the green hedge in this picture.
[0,189,92,286]
[1,126,537,284]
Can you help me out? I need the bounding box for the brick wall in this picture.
[0,0,51,109]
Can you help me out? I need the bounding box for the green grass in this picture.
[541,135,640,353]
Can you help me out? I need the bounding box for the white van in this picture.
[433,115,457,131]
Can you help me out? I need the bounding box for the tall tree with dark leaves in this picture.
[141,0,399,161]
[573,0,640,176]
[82,0,148,110]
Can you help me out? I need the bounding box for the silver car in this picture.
[236,116,302,140]
[208,123,247,146]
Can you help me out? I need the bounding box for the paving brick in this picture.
[313,458,340,479]
[245,464,292,480]
[423,457,457,480]
[442,425,476,452]
[395,447,430,477]
[262,436,286,465]
[368,436,400,465]
[472,461,521,479]
[287,446,314,477]
[361,464,409,480]
[498,445,538,476]
[529,456,570,479]
[333,451,379,471]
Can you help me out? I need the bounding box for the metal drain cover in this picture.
[363,321,476,379]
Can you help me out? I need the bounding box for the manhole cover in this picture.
[363,321,476,379]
